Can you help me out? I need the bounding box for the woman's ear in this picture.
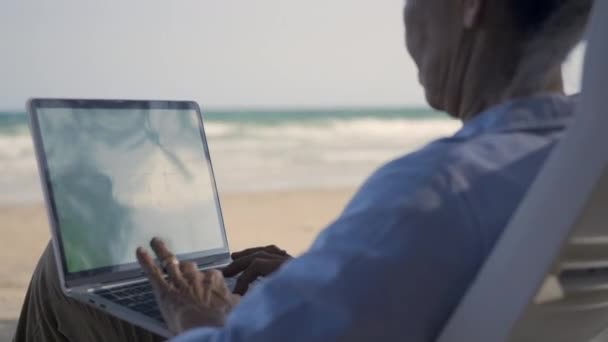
[462,0,483,28]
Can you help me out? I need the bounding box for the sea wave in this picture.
[0,116,460,203]
[203,122,239,138]
[0,134,34,160]
[209,117,460,142]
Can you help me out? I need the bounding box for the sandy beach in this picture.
[0,188,354,340]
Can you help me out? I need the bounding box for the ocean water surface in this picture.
[0,108,460,204]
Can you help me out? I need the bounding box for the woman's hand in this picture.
[222,245,292,295]
[136,238,240,335]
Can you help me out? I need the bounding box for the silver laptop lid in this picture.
[28,99,230,289]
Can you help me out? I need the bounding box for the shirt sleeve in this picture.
[172,156,483,342]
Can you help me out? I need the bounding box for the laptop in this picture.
[28,98,236,338]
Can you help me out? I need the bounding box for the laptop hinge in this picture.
[75,257,230,292]
[68,284,99,294]
[89,275,147,292]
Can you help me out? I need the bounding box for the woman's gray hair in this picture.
[506,0,594,98]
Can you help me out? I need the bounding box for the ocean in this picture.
[0,108,460,204]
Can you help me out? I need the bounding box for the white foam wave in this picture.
[241,118,460,143]
[0,117,460,202]
[0,135,41,204]
[203,122,238,138]
[0,135,34,160]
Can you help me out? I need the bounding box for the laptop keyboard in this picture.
[95,277,238,323]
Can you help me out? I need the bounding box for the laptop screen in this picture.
[30,100,228,279]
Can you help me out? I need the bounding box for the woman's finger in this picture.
[136,247,169,294]
[201,270,228,305]
[206,270,227,292]
[150,238,187,288]
[231,245,287,260]
[222,251,284,277]
[233,259,282,295]
[180,262,200,284]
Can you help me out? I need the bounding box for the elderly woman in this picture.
[14,0,593,341]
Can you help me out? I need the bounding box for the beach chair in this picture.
[436,2,608,341]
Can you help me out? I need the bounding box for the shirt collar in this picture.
[455,93,577,139]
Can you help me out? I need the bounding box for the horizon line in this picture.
[0,104,435,114]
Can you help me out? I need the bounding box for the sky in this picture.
[0,0,585,111]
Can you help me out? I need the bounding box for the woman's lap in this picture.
[12,242,163,342]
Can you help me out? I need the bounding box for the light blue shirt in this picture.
[173,94,575,342]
